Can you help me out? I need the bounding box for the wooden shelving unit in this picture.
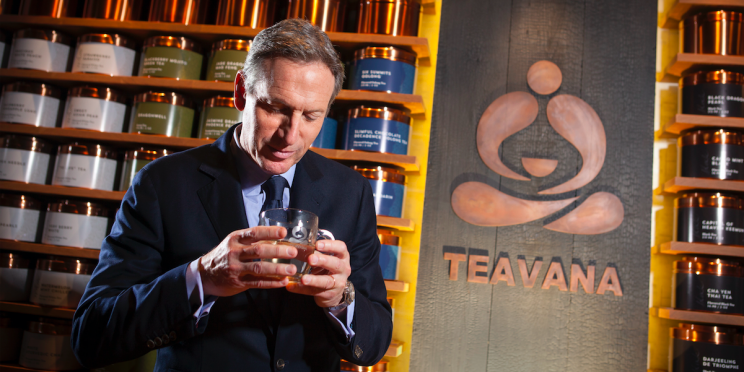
[0,181,125,202]
[652,306,744,327]
[0,364,58,372]
[659,53,744,81]
[0,241,100,259]
[663,113,744,136]
[0,301,75,319]
[384,280,409,292]
[377,216,415,231]
[663,176,744,193]
[655,241,744,257]
[386,341,404,357]
[659,0,744,29]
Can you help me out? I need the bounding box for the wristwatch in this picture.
[328,280,355,311]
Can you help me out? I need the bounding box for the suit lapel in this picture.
[289,151,326,213]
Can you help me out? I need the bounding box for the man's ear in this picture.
[234,70,246,111]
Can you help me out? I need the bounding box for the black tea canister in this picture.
[673,256,744,314]
[675,192,744,246]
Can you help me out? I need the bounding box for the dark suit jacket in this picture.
[71,124,393,371]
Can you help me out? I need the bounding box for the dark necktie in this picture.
[261,175,289,211]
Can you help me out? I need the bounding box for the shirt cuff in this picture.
[186,259,217,325]
[324,300,356,342]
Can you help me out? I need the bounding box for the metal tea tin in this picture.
[120,147,172,191]
[0,32,7,68]
[198,96,241,139]
[680,70,744,117]
[30,257,95,308]
[138,36,203,80]
[349,46,417,94]
[8,29,71,72]
[216,0,277,28]
[0,312,24,362]
[83,0,144,21]
[0,134,52,184]
[72,34,137,76]
[682,10,744,56]
[19,318,82,370]
[130,91,196,137]
[0,194,42,243]
[675,192,744,246]
[311,117,339,149]
[206,39,251,82]
[0,82,62,127]
[673,257,744,314]
[52,143,118,191]
[357,0,421,36]
[41,200,109,249]
[61,86,128,132]
[352,164,406,218]
[288,0,345,32]
[377,229,400,280]
[0,251,32,302]
[341,360,388,371]
[18,0,78,17]
[148,0,208,24]
[670,323,744,372]
[344,106,411,155]
[678,128,744,180]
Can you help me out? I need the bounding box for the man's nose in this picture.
[281,112,302,145]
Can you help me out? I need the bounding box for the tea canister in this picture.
[206,39,251,82]
[0,82,61,128]
[130,91,195,137]
[8,29,71,72]
[198,95,241,139]
[0,134,52,184]
[288,0,345,32]
[344,106,411,155]
[675,192,744,246]
[41,200,109,249]
[0,32,7,68]
[149,0,209,25]
[678,128,744,180]
[673,257,744,314]
[357,0,421,37]
[30,256,95,308]
[681,10,744,56]
[0,194,42,243]
[19,318,82,371]
[349,47,417,94]
[0,251,32,302]
[341,360,388,371]
[52,143,118,191]
[311,117,338,149]
[83,0,144,21]
[120,148,173,191]
[680,70,744,117]
[670,323,744,372]
[352,164,406,218]
[377,229,400,280]
[18,0,78,17]
[61,86,128,132]
[72,33,137,76]
[0,313,23,362]
[139,36,203,80]
[216,0,276,28]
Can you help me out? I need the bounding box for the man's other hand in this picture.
[285,239,351,308]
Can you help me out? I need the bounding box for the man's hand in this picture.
[199,226,298,297]
[286,239,351,308]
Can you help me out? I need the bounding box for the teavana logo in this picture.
[451,61,624,235]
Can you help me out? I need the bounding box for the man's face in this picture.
[236,58,335,176]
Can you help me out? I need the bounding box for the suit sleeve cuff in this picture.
[324,300,356,342]
[186,259,217,325]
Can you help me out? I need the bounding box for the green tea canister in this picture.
[198,95,241,139]
[138,36,203,80]
[130,91,195,137]
[119,147,173,191]
[206,39,251,82]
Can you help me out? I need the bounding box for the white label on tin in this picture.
[8,38,70,72]
[52,153,117,191]
[19,331,81,370]
[0,148,50,184]
[29,270,91,308]
[0,206,40,242]
[0,91,60,127]
[0,267,30,302]
[72,42,136,76]
[62,97,127,132]
[0,327,22,362]
[41,211,108,249]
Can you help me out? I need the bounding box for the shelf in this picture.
[663,176,744,193]
[0,301,75,319]
[660,53,744,81]
[660,0,744,29]
[0,15,431,65]
[0,241,101,260]
[0,69,426,115]
[386,341,403,357]
[656,241,744,257]
[311,148,419,172]
[376,216,414,231]
[0,181,125,202]
[0,364,67,372]
[652,306,744,327]
[384,280,409,292]
[663,113,744,136]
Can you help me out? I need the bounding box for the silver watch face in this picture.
[345,281,355,304]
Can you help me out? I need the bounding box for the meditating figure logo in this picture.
[451,61,624,235]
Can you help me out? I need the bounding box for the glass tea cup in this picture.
[258,208,335,282]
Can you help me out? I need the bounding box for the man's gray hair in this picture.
[242,18,345,103]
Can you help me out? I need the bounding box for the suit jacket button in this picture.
[276,359,285,370]
[162,334,170,344]
[154,337,163,347]
[354,345,363,358]
[169,331,177,341]
[146,340,155,349]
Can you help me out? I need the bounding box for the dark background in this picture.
[410,0,656,370]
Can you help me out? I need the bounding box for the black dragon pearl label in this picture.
[681,144,744,180]
[677,207,744,246]
[672,338,744,372]
[682,83,744,117]
[674,273,744,314]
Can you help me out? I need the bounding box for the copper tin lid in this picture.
[134,91,194,109]
[78,33,136,51]
[13,29,72,45]
[674,256,742,276]
[0,193,42,210]
[211,39,252,53]
[671,323,741,345]
[675,192,741,209]
[679,128,744,146]
[19,0,78,18]
[83,0,144,21]
[682,10,744,55]
[354,46,417,65]
[341,360,388,372]
[216,0,277,28]
[149,0,209,25]
[288,0,346,32]
[57,142,118,160]
[377,229,400,245]
[357,0,421,37]
[203,95,236,109]
[48,199,109,217]
[1,134,53,154]
[37,256,96,275]
[68,86,127,104]
[27,317,73,335]
[681,70,744,88]
[0,251,31,269]
[352,164,405,185]
[2,82,61,99]
[348,106,411,125]
[124,147,172,162]
[143,35,200,54]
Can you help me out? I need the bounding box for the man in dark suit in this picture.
[71,19,393,371]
